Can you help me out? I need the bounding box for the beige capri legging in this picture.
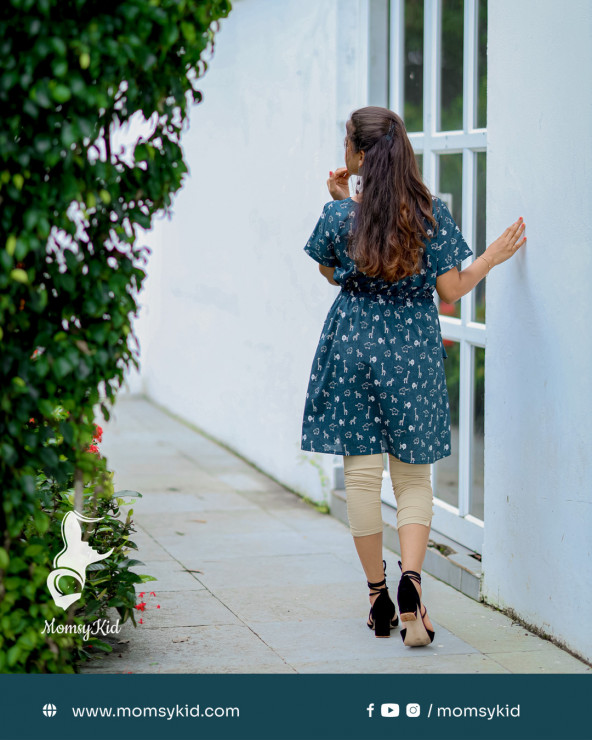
[343,453,434,536]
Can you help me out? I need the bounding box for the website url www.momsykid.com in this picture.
[69,705,239,720]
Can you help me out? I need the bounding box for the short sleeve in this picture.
[303,203,338,267]
[434,198,474,276]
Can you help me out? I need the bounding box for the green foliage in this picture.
[1,462,149,672]
[33,469,152,625]
[0,0,232,672]
[443,343,485,432]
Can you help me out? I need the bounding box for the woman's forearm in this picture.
[446,254,490,302]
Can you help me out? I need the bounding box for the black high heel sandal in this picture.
[366,559,399,638]
[397,560,435,646]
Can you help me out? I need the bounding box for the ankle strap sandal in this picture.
[397,559,435,646]
[366,559,399,637]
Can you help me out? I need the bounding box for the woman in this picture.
[300,106,527,646]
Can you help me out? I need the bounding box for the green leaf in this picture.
[53,357,72,378]
[38,398,55,417]
[24,544,44,557]
[30,85,51,108]
[7,645,20,668]
[10,268,28,284]
[51,84,71,103]
[119,558,145,568]
[35,135,52,153]
[33,510,50,535]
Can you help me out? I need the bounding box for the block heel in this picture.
[396,560,435,647]
[366,559,399,638]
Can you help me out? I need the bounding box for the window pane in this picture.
[473,151,486,323]
[414,151,423,178]
[404,0,424,132]
[470,344,485,519]
[369,0,390,106]
[476,0,488,128]
[439,0,464,131]
[434,339,459,508]
[437,152,463,320]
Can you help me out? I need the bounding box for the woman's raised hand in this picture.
[485,217,527,267]
[327,167,351,201]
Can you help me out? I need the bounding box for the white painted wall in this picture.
[483,0,592,662]
[122,0,359,504]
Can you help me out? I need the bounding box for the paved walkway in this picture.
[80,395,591,674]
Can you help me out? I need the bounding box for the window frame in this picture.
[344,0,487,553]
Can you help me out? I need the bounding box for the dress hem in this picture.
[300,442,450,465]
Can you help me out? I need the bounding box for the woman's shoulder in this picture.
[430,194,444,215]
[324,197,356,211]
[323,198,357,226]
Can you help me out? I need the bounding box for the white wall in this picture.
[483,0,592,661]
[123,0,357,503]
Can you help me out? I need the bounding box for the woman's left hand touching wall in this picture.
[327,167,351,200]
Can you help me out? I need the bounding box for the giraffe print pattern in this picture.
[301,195,473,463]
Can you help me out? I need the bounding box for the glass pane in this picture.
[414,151,423,179]
[368,0,389,107]
[434,339,459,508]
[473,151,486,323]
[476,0,488,129]
[404,0,424,132]
[437,152,463,319]
[439,0,464,131]
[470,344,485,519]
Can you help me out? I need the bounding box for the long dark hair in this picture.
[345,106,437,282]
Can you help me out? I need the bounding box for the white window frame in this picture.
[334,0,487,553]
[391,0,487,552]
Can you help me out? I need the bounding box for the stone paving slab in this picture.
[79,395,591,675]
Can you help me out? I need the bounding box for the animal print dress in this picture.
[300,195,473,463]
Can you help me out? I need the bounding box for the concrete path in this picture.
[80,396,591,674]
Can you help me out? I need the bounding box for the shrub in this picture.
[0,0,232,672]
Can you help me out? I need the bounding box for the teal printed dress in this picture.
[301,195,473,463]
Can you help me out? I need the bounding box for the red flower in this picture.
[135,601,147,612]
[139,592,145,598]
[87,444,99,454]
[156,605,160,609]
[93,424,103,443]
[149,592,156,597]
[29,417,36,424]
[139,618,143,624]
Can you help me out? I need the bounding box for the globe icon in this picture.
[42,703,57,717]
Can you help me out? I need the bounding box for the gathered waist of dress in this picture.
[339,286,434,306]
